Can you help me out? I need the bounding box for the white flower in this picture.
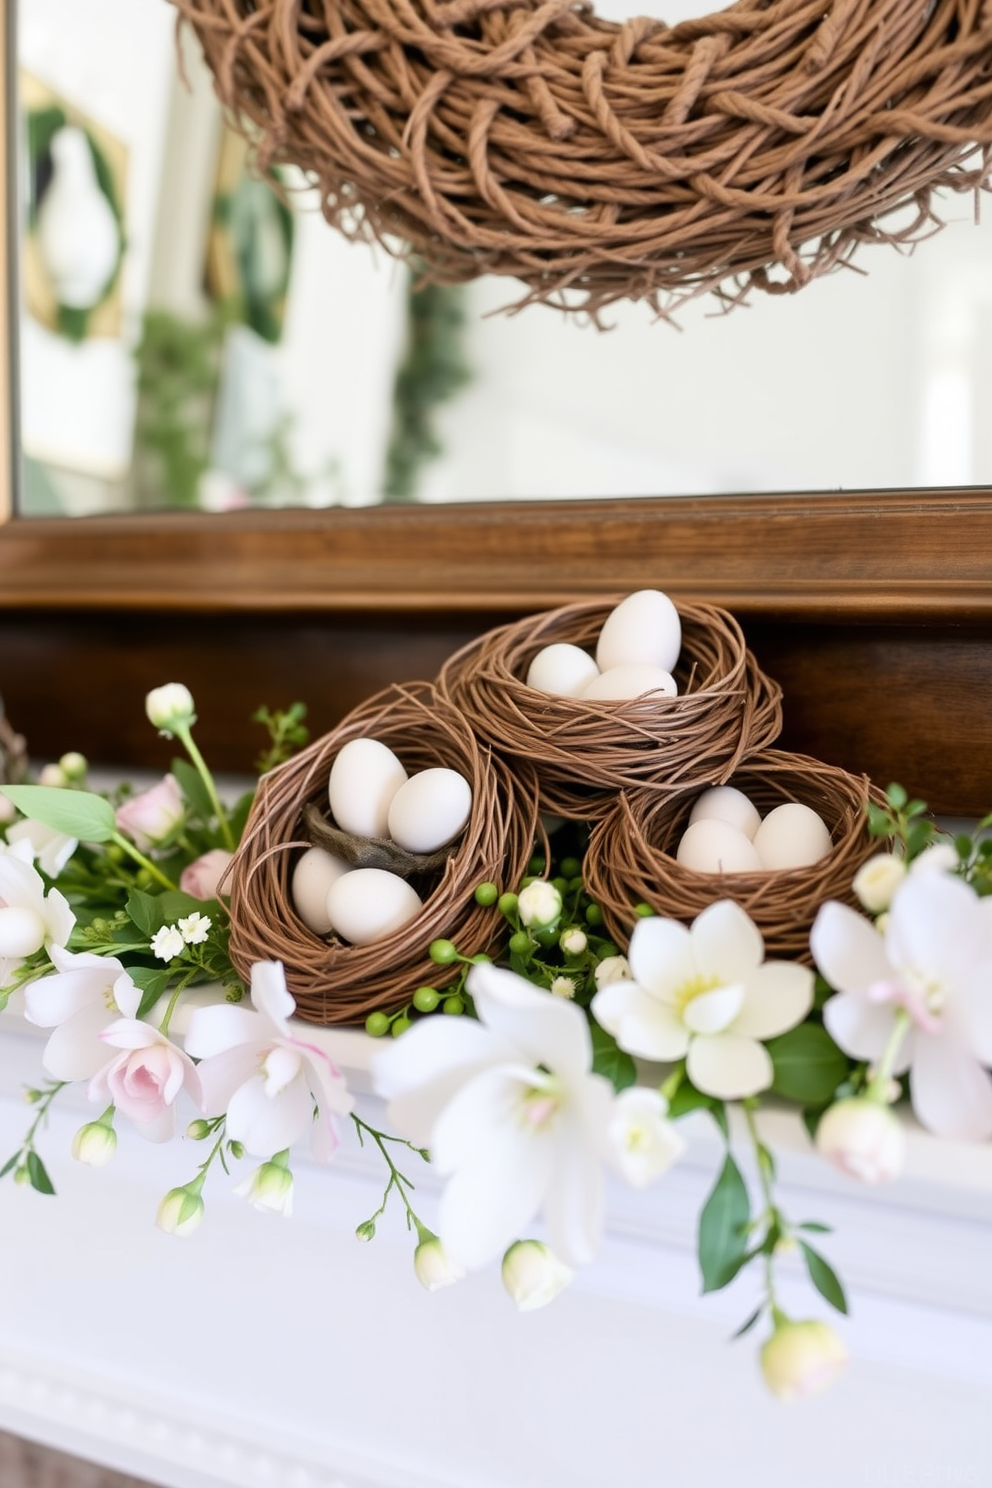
[151,924,185,962]
[591,903,814,1101]
[0,850,75,962]
[607,1087,685,1187]
[909,842,960,877]
[501,1240,573,1311]
[234,1157,294,1216]
[156,1186,204,1237]
[145,683,196,736]
[852,853,906,913]
[7,818,78,878]
[594,955,632,990]
[184,961,353,1160]
[760,1319,848,1400]
[550,976,575,999]
[23,945,141,1079]
[814,1097,905,1184]
[178,912,211,945]
[517,880,563,930]
[372,962,615,1270]
[560,928,587,956]
[811,872,992,1139]
[413,1235,465,1292]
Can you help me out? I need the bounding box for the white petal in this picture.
[438,1128,552,1271]
[944,968,992,1064]
[687,1033,773,1100]
[544,1114,606,1268]
[225,1071,313,1157]
[134,1108,178,1144]
[823,991,909,1069]
[810,902,894,996]
[41,1005,116,1080]
[732,962,815,1040]
[468,963,592,1079]
[430,1065,529,1174]
[0,852,45,909]
[184,1004,264,1059]
[195,1044,265,1116]
[112,973,142,1020]
[99,1018,160,1051]
[24,965,113,1027]
[682,982,745,1035]
[42,886,76,949]
[371,1016,509,1101]
[910,1035,992,1141]
[691,900,765,982]
[627,917,696,1001]
[249,960,297,1031]
[591,983,690,1062]
[887,873,987,987]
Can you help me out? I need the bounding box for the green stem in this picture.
[188,1126,227,1194]
[742,1100,784,1318]
[352,1113,424,1230]
[659,1062,685,1105]
[109,831,176,891]
[175,725,235,850]
[866,1008,910,1103]
[158,983,186,1038]
[23,1082,68,1148]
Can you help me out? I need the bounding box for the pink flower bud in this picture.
[815,1097,905,1184]
[114,775,184,851]
[180,849,234,901]
[760,1319,848,1400]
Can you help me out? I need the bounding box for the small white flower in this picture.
[852,854,906,913]
[517,880,563,930]
[607,1087,685,1187]
[151,924,185,962]
[501,1240,573,1311]
[909,842,960,877]
[145,683,196,736]
[0,850,75,962]
[178,912,211,945]
[560,928,587,956]
[594,955,631,990]
[413,1235,465,1292]
[550,976,575,999]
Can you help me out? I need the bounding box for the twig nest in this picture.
[226,681,539,1025]
[437,596,782,821]
[583,750,888,961]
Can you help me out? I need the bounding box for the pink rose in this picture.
[180,849,235,901]
[90,1020,201,1142]
[115,775,184,850]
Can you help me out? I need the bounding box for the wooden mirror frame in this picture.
[0,1,989,812]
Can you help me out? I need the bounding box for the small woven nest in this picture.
[173,0,992,315]
[226,680,539,1024]
[583,747,887,960]
[436,598,782,821]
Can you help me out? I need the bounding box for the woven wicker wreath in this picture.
[582,748,888,960]
[226,680,540,1024]
[174,0,992,313]
[436,598,783,820]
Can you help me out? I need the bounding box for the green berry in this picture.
[470,952,491,964]
[528,856,546,876]
[560,857,582,880]
[365,1011,390,1037]
[474,882,499,907]
[429,938,459,965]
[598,941,619,959]
[509,930,532,956]
[585,903,604,927]
[498,892,519,918]
[442,995,465,1016]
[633,902,656,918]
[413,986,440,1013]
[392,1016,413,1037]
[551,876,569,895]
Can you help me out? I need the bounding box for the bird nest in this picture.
[436,598,783,821]
[174,0,992,314]
[226,680,539,1024]
[583,747,887,960]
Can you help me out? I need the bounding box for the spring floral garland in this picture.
[1,684,990,1402]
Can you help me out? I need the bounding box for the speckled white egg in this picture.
[291,846,352,935]
[688,785,762,843]
[325,868,423,946]
[676,819,763,874]
[754,803,832,870]
[328,738,408,839]
[595,589,682,675]
[387,768,473,854]
[526,642,600,697]
[581,663,678,702]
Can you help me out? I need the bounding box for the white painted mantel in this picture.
[0,1009,989,1488]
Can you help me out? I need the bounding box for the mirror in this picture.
[13,0,992,516]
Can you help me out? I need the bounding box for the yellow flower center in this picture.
[673,972,724,1018]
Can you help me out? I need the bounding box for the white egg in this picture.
[387,768,473,854]
[326,868,423,946]
[0,905,47,957]
[328,737,408,838]
[688,785,762,843]
[525,642,600,697]
[676,819,763,874]
[581,663,678,701]
[754,803,833,870]
[291,846,352,934]
[595,589,682,675]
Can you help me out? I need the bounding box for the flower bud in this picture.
[355,1220,377,1242]
[234,1160,294,1216]
[815,1097,905,1184]
[413,1236,465,1292]
[180,849,234,902]
[0,905,47,957]
[559,927,587,956]
[760,1319,848,1400]
[501,1240,573,1312]
[594,954,632,990]
[852,853,906,913]
[186,1119,212,1140]
[37,763,68,788]
[71,1120,117,1167]
[58,752,88,782]
[115,776,184,851]
[517,880,563,931]
[155,1185,205,1237]
[0,794,16,825]
[145,683,196,736]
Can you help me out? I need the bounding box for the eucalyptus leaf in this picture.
[698,1153,750,1294]
[26,1150,55,1195]
[800,1240,848,1314]
[0,785,116,842]
[590,1022,637,1093]
[767,1024,849,1106]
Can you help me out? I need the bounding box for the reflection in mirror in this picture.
[15,0,992,515]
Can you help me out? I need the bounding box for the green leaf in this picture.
[886,782,907,809]
[171,758,214,820]
[800,1240,848,1315]
[731,1304,765,1340]
[767,1024,849,1106]
[26,1151,55,1195]
[126,888,204,937]
[667,1083,729,1139]
[0,785,116,842]
[797,1221,832,1234]
[590,1021,636,1093]
[128,966,174,1020]
[698,1153,751,1294]
[0,1152,21,1180]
